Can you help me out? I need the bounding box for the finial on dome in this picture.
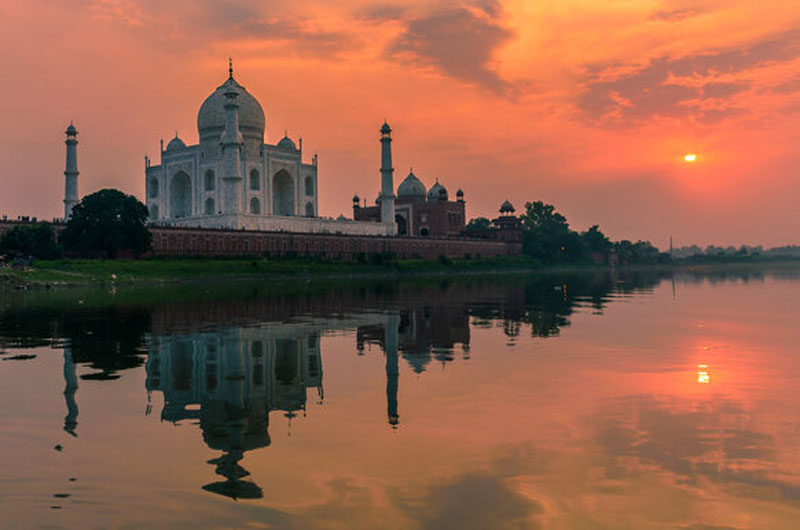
[228,57,233,79]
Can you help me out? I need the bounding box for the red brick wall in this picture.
[148,225,518,260]
[0,220,520,260]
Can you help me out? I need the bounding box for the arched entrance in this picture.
[170,171,192,218]
[204,197,215,215]
[273,169,294,216]
[395,214,407,236]
[250,197,261,214]
[305,202,314,217]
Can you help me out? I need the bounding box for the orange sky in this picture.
[1,0,800,247]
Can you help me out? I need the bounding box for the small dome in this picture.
[65,123,77,136]
[398,171,426,197]
[197,75,265,143]
[500,200,515,213]
[352,194,360,202]
[427,181,448,201]
[380,121,392,134]
[456,188,464,196]
[166,136,186,151]
[277,135,297,151]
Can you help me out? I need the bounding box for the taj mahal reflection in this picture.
[145,324,324,499]
[142,313,418,499]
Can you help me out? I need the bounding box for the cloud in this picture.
[591,394,800,504]
[396,472,543,530]
[386,3,514,94]
[87,0,360,57]
[579,30,800,126]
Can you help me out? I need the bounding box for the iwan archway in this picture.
[170,171,192,218]
[273,170,295,216]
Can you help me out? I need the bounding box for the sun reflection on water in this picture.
[697,364,710,384]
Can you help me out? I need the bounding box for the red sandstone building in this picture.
[353,171,466,237]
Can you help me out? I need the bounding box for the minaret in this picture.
[379,122,396,233]
[220,83,243,215]
[64,123,79,219]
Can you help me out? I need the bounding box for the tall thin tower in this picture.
[64,123,79,219]
[379,121,396,233]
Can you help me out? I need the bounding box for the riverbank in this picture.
[0,255,550,288]
[2,256,798,289]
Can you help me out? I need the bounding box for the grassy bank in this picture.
[0,255,549,287]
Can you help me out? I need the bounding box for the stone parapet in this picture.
[156,213,395,236]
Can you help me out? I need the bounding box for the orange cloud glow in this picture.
[2,0,800,247]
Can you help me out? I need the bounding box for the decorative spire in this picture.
[228,57,233,79]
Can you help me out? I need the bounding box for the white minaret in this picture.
[64,123,79,219]
[220,63,243,215]
[379,121,396,233]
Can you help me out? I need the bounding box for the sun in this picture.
[684,153,697,162]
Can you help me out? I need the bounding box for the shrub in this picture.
[0,223,61,260]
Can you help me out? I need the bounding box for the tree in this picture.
[60,189,152,258]
[465,217,491,235]
[519,201,586,262]
[0,223,61,260]
[581,225,612,254]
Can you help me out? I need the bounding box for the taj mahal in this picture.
[143,61,398,236]
[46,61,502,252]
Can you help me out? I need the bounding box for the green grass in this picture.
[0,255,547,287]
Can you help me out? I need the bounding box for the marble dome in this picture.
[277,135,297,151]
[166,136,186,151]
[197,76,265,141]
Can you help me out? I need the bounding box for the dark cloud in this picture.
[649,8,701,22]
[580,30,800,126]
[386,5,515,94]
[701,82,747,99]
[90,0,360,58]
[358,4,407,21]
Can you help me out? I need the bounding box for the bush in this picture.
[0,223,61,260]
[437,255,453,266]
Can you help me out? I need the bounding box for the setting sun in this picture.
[684,153,697,163]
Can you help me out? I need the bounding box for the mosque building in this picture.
[352,123,467,237]
[143,61,395,236]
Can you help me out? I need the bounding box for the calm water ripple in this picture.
[1,267,799,529]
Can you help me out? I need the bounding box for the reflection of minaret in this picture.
[385,314,400,428]
[63,123,79,219]
[63,347,78,436]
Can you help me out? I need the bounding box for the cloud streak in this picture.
[579,30,800,126]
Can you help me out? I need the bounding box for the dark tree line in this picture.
[468,200,669,265]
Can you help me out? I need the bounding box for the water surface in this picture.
[1,268,799,529]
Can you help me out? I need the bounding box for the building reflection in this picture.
[0,270,676,500]
[145,325,323,499]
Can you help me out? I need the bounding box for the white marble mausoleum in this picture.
[144,63,395,236]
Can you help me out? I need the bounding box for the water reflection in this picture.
[1,266,798,526]
[145,325,324,499]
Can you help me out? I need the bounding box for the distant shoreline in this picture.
[2,256,799,290]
